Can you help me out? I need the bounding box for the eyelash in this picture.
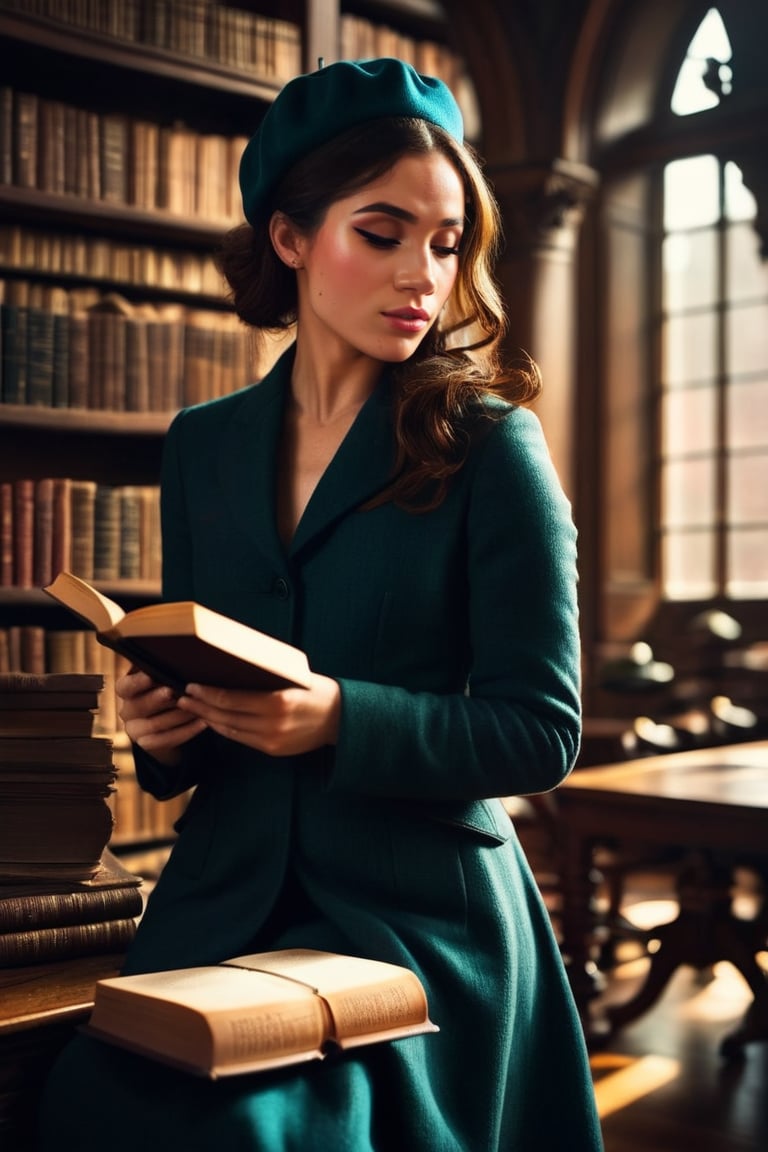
[353,227,460,258]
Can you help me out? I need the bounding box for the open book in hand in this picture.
[43,571,312,693]
[84,948,439,1078]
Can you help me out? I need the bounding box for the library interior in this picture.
[1,2,767,1150]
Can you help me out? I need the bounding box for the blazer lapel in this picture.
[217,350,396,563]
[218,351,291,565]
[290,373,396,558]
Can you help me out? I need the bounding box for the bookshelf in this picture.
[0,0,467,859]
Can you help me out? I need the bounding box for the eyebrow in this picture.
[352,201,464,228]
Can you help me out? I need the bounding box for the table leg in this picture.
[557,825,607,1037]
[606,851,768,1058]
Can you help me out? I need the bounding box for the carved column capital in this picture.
[489,158,600,253]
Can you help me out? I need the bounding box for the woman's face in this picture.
[294,150,465,364]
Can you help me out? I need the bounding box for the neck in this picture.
[290,339,381,425]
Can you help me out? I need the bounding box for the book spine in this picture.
[33,476,55,587]
[0,917,138,967]
[0,482,13,587]
[12,478,35,588]
[0,886,143,933]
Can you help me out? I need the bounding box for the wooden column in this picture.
[490,160,598,498]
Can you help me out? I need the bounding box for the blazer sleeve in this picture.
[331,406,581,801]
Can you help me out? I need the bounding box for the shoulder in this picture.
[166,347,292,440]
[464,402,574,528]
[168,380,261,435]
[469,401,557,481]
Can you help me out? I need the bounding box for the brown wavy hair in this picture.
[216,117,541,510]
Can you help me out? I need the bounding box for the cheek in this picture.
[437,265,459,308]
[311,240,372,302]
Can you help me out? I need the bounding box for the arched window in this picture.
[660,8,768,600]
[579,1,768,717]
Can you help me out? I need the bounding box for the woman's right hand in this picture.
[116,668,207,764]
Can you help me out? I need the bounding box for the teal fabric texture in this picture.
[38,349,603,1151]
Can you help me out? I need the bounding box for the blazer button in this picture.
[273,576,290,600]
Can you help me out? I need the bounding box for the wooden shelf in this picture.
[0,404,172,436]
[0,11,282,105]
[0,186,236,249]
[0,415,168,484]
[0,582,160,608]
[0,262,231,311]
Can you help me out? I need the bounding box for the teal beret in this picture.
[239,57,464,226]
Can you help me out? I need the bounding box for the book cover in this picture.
[44,571,313,694]
[85,948,438,1078]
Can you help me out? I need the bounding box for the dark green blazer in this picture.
[40,349,603,1151]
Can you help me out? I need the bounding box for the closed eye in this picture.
[354,227,461,258]
[354,227,398,249]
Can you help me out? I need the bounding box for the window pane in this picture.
[726,222,768,301]
[728,379,768,449]
[724,161,757,224]
[664,156,720,229]
[727,303,768,375]
[661,385,716,455]
[663,230,718,310]
[670,9,732,117]
[663,311,717,385]
[663,530,716,599]
[728,451,768,523]
[727,529,768,599]
[662,457,715,526]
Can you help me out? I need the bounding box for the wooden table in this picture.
[556,740,768,1057]
[0,954,123,1151]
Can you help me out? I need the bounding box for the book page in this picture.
[90,966,329,1076]
[44,571,125,632]
[226,949,437,1046]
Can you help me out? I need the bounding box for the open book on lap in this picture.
[84,948,439,1078]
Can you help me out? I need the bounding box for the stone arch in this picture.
[562,0,713,163]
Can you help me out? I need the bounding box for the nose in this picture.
[394,247,436,295]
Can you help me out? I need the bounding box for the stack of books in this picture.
[0,671,142,967]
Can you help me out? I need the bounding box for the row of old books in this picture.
[339,15,478,138]
[1,86,249,223]
[0,637,189,850]
[340,15,464,92]
[0,223,226,296]
[4,0,301,81]
[0,671,144,968]
[1,478,161,589]
[0,626,128,735]
[0,283,272,411]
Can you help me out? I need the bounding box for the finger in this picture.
[117,669,169,699]
[128,710,205,742]
[134,716,207,753]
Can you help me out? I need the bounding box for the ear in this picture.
[269,212,305,270]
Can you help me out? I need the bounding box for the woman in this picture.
[39,58,603,1151]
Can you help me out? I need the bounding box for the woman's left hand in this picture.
[175,673,341,757]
